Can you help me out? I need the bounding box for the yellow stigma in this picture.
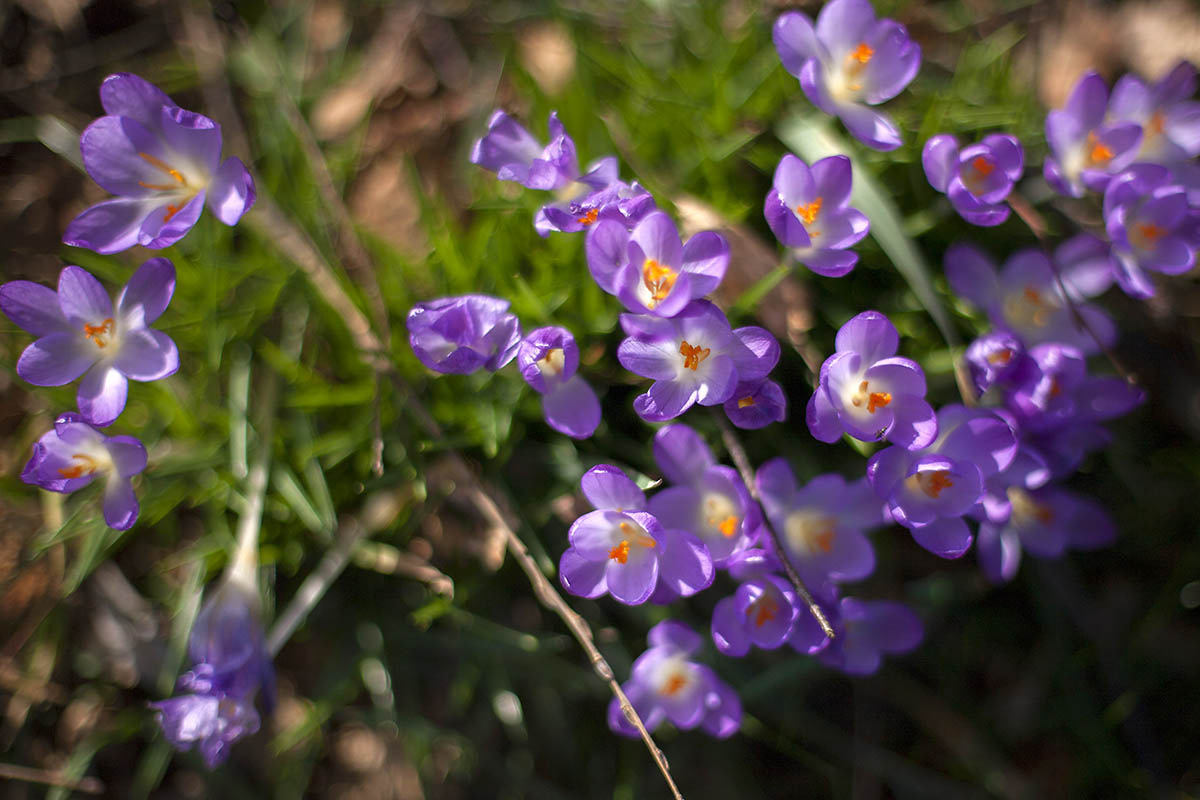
[57,453,99,479]
[747,593,780,628]
[137,151,188,190]
[795,196,822,226]
[608,540,631,564]
[971,156,995,177]
[576,208,599,226]
[83,318,115,348]
[906,469,954,499]
[679,340,710,371]
[1085,132,1113,165]
[737,396,755,409]
[850,380,891,414]
[642,259,678,308]
[851,42,874,64]
[661,673,688,696]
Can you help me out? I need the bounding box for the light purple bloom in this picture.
[773,0,921,151]
[559,465,713,605]
[1044,71,1142,198]
[977,485,1116,584]
[1108,61,1200,165]
[711,551,804,656]
[617,301,776,422]
[963,331,1037,398]
[922,133,1023,226]
[1003,343,1144,437]
[152,578,275,768]
[516,326,600,439]
[723,378,787,429]
[607,621,741,739]
[647,424,761,567]
[471,110,591,191]
[1,259,179,426]
[806,310,937,449]
[944,238,1116,354]
[585,211,729,316]
[755,459,881,586]
[21,412,146,530]
[1103,164,1198,298]
[815,597,923,675]
[764,154,869,277]
[64,73,255,253]
[536,179,657,237]
[867,405,1017,558]
[406,295,521,374]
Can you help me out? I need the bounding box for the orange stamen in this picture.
[137,152,188,189]
[737,396,755,409]
[679,340,711,371]
[608,540,631,564]
[717,516,738,538]
[1138,222,1166,243]
[988,347,1014,365]
[867,392,891,413]
[163,203,183,223]
[971,156,995,178]
[812,529,834,553]
[747,594,780,628]
[83,318,114,348]
[923,470,953,498]
[1148,110,1166,137]
[662,674,688,696]
[642,259,678,308]
[795,196,822,225]
[852,42,874,64]
[57,453,98,479]
[1086,132,1113,165]
[576,208,599,226]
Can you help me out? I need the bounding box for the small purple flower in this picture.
[867,405,1017,558]
[1103,164,1198,298]
[406,295,521,374]
[516,326,600,439]
[152,577,275,768]
[963,331,1037,397]
[559,466,713,605]
[64,73,255,254]
[617,301,776,422]
[977,485,1116,584]
[1,260,179,427]
[773,0,921,151]
[536,179,657,237]
[647,424,761,567]
[816,597,923,675]
[807,310,938,449]
[764,154,869,277]
[608,621,741,739]
[944,239,1116,354]
[711,551,803,656]
[922,133,1023,226]
[1108,61,1200,166]
[755,459,880,586]
[470,110,588,191]
[1043,71,1142,198]
[21,413,146,531]
[723,378,787,429]
[585,211,729,316]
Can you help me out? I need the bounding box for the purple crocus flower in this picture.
[773,0,921,151]
[867,405,1017,558]
[1102,164,1198,298]
[922,133,1023,226]
[755,459,880,587]
[471,110,596,191]
[64,73,255,253]
[1,259,179,426]
[406,295,521,374]
[516,326,600,439]
[816,597,923,676]
[536,179,657,237]
[806,310,937,449]
[152,577,275,768]
[617,301,776,422]
[1043,71,1142,198]
[944,239,1116,354]
[607,621,741,739]
[21,412,146,530]
[723,378,787,429]
[1108,61,1200,166]
[764,154,869,277]
[647,424,761,567]
[585,211,729,316]
[558,465,713,605]
[963,331,1037,398]
[711,550,803,656]
[977,485,1116,584]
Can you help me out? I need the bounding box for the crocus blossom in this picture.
[1108,61,1200,166]
[773,0,921,151]
[1043,71,1142,198]
[723,378,788,429]
[816,597,923,675]
[1,259,179,426]
[1102,164,1198,298]
[711,550,803,656]
[406,295,521,374]
[152,577,275,767]
[559,465,714,605]
[806,310,937,449]
[536,179,656,237]
[764,154,869,277]
[608,621,741,739]
[21,412,146,530]
[922,133,1023,226]
[64,73,255,253]
[516,326,601,439]
[617,301,777,422]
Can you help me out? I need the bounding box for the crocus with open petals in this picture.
[1,259,179,426]
[764,154,869,277]
[816,597,923,675]
[1043,71,1142,198]
[1102,164,1198,298]
[922,133,1023,226]
[21,412,146,530]
[1108,61,1200,166]
[64,73,255,253]
[516,326,600,439]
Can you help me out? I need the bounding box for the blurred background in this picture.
[2,0,1200,797]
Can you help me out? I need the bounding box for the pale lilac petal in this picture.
[648,620,703,653]
[17,333,95,386]
[139,191,206,249]
[774,154,815,207]
[711,597,751,656]
[837,102,902,152]
[805,387,844,443]
[680,231,729,296]
[886,397,938,450]
[863,357,925,396]
[815,0,876,55]
[773,12,824,77]
[654,424,714,486]
[207,156,256,225]
[568,510,622,559]
[542,375,600,439]
[116,257,175,326]
[911,516,973,559]
[100,73,174,127]
[635,377,699,422]
[725,379,787,429]
[765,188,811,248]
[606,554,658,605]
[0,281,70,337]
[159,106,222,173]
[800,247,858,277]
[106,435,148,477]
[63,198,153,254]
[77,364,129,427]
[809,154,853,209]
[978,524,1021,584]
[861,22,921,104]
[586,220,629,294]
[656,529,714,597]
[731,326,779,380]
[617,336,679,380]
[581,466,646,511]
[630,212,683,269]
[944,242,1000,308]
[58,267,113,326]
[79,116,170,197]
[113,328,179,381]
[835,310,897,363]
[810,207,869,250]
[103,476,139,530]
[559,548,608,598]
[922,136,959,193]
[699,675,741,738]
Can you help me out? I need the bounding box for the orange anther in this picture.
[747,594,780,628]
[576,208,599,226]
[1086,132,1113,165]
[1148,110,1166,137]
[812,529,834,553]
[608,540,631,564]
[795,196,822,225]
[138,152,187,186]
[57,453,98,479]
[679,340,711,370]
[662,674,688,696]
[867,392,891,413]
[163,203,183,223]
[737,396,755,409]
[1137,222,1166,243]
[717,515,739,538]
[83,318,114,348]
[971,156,995,178]
[987,348,1014,365]
[642,259,678,307]
[923,470,954,498]
[852,42,874,64]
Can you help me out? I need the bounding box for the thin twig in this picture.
[0,763,103,795]
[711,411,835,640]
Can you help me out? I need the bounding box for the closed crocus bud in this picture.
[406,294,522,375]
